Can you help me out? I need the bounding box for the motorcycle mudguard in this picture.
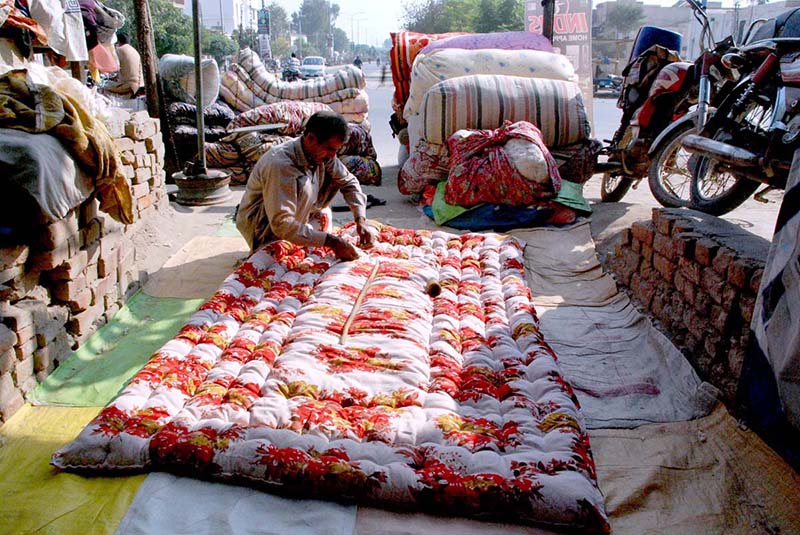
[637,62,693,128]
[647,108,714,157]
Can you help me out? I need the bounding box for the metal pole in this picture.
[542,0,555,43]
[192,0,207,173]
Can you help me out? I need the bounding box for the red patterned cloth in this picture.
[445,121,561,207]
[389,31,467,120]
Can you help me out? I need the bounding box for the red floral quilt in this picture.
[52,224,609,533]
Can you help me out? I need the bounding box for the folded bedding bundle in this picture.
[400,75,591,195]
[417,30,554,56]
[219,48,369,124]
[404,48,578,119]
[167,101,236,127]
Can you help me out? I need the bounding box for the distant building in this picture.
[183,0,259,36]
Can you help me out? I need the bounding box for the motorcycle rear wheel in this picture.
[600,173,634,202]
[690,86,771,216]
[647,121,695,207]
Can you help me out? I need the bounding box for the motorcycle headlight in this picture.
[721,53,746,70]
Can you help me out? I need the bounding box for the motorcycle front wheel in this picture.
[600,173,634,202]
[690,86,770,216]
[647,121,695,207]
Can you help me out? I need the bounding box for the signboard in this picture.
[258,34,272,60]
[258,8,270,35]
[526,0,593,123]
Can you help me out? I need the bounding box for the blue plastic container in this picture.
[629,26,682,61]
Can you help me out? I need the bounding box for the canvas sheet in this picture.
[511,222,718,428]
[52,224,609,533]
[0,405,145,535]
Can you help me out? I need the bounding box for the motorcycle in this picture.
[282,65,302,82]
[681,8,800,215]
[598,0,738,207]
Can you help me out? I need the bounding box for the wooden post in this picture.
[132,0,160,119]
[542,0,555,43]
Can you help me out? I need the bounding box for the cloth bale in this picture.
[228,101,332,136]
[340,155,382,186]
[418,30,554,56]
[413,75,590,149]
[167,101,236,127]
[405,48,577,119]
[159,54,220,107]
[398,140,449,195]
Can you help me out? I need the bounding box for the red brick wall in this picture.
[606,209,765,405]
[0,112,168,422]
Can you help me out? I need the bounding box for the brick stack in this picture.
[607,208,766,405]
[0,112,169,422]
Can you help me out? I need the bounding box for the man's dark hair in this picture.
[304,111,349,143]
[117,32,130,45]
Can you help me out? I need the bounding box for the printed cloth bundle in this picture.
[445,121,561,207]
[159,54,221,107]
[219,48,368,124]
[417,30,554,56]
[203,102,379,186]
[51,224,610,533]
[400,75,591,195]
[388,31,467,121]
[404,48,578,119]
[167,101,236,126]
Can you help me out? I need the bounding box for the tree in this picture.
[232,27,259,52]
[293,0,339,59]
[402,0,524,33]
[333,27,349,53]
[203,29,237,64]
[267,2,291,40]
[604,1,645,38]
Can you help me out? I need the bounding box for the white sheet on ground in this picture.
[114,472,357,535]
[511,221,718,428]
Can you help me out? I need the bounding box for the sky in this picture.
[268,1,405,47]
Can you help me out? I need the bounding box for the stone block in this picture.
[0,324,15,353]
[631,237,642,253]
[67,301,105,337]
[685,307,710,340]
[145,135,164,153]
[121,164,136,180]
[729,258,758,289]
[653,252,676,282]
[15,322,35,347]
[712,246,735,277]
[49,249,89,281]
[710,304,729,332]
[671,220,695,238]
[641,244,654,267]
[66,287,94,313]
[34,212,79,250]
[631,273,656,308]
[0,302,34,331]
[125,120,158,141]
[694,238,719,267]
[0,270,40,301]
[120,150,135,165]
[34,331,71,373]
[131,182,150,199]
[34,305,69,346]
[702,268,727,306]
[115,136,135,152]
[0,244,30,271]
[83,218,102,246]
[631,221,655,247]
[703,333,723,359]
[653,233,677,262]
[739,294,756,325]
[678,257,703,285]
[616,248,641,286]
[14,336,36,361]
[29,238,70,271]
[0,386,24,422]
[674,232,703,259]
[133,166,151,184]
[0,348,15,374]
[653,210,682,236]
[51,273,88,303]
[135,154,150,168]
[132,140,148,155]
[750,268,764,294]
[14,355,34,385]
[694,289,711,316]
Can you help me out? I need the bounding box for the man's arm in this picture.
[262,166,327,247]
[328,159,376,248]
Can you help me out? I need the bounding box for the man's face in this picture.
[304,132,344,165]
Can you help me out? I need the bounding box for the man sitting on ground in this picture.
[236,110,377,260]
[105,32,143,98]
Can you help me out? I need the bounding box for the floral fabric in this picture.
[445,121,561,207]
[52,225,610,533]
[417,30,554,56]
[340,155,382,186]
[389,31,467,120]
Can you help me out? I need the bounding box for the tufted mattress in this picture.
[52,224,609,533]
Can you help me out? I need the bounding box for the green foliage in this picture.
[203,29,237,64]
[603,1,645,38]
[402,0,523,33]
[267,2,291,39]
[232,28,259,52]
[333,27,349,52]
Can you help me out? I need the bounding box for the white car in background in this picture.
[301,56,326,78]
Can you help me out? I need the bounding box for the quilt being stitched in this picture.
[52,225,609,533]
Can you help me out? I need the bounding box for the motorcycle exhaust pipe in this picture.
[681,134,759,167]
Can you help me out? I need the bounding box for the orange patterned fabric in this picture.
[388,31,467,120]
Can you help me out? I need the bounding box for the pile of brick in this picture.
[607,208,766,405]
[0,111,169,422]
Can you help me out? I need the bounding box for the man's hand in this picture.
[356,218,377,249]
[325,234,360,261]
